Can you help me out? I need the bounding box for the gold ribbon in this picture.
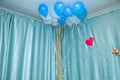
[56,27,63,80]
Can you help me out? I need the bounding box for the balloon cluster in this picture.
[38,1,87,26]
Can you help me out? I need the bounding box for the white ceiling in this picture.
[0,0,120,19]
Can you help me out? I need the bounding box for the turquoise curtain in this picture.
[62,9,120,80]
[0,9,57,80]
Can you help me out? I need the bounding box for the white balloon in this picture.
[51,22,58,26]
[74,17,80,25]
[40,15,46,20]
[66,18,73,27]
[51,16,57,21]
[44,19,51,24]
[49,6,59,19]
[41,13,51,24]
[50,17,58,26]
[46,13,51,20]
[68,16,80,25]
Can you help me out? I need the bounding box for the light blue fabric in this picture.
[1,8,120,80]
[0,9,57,80]
[62,9,120,80]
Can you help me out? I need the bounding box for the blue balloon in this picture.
[58,15,67,25]
[38,4,48,17]
[72,1,84,16]
[54,1,64,16]
[63,6,73,17]
[77,8,87,20]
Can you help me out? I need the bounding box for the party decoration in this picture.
[50,6,59,19]
[63,6,73,17]
[72,1,84,16]
[112,48,120,55]
[38,4,48,17]
[77,8,87,20]
[38,1,87,26]
[85,37,94,46]
[40,13,51,24]
[58,15,67,25]
[54,1,64,16]
[68,16,80,25]
[66,18,73,27]
[51,21,58,26]
[51,18,58,26]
